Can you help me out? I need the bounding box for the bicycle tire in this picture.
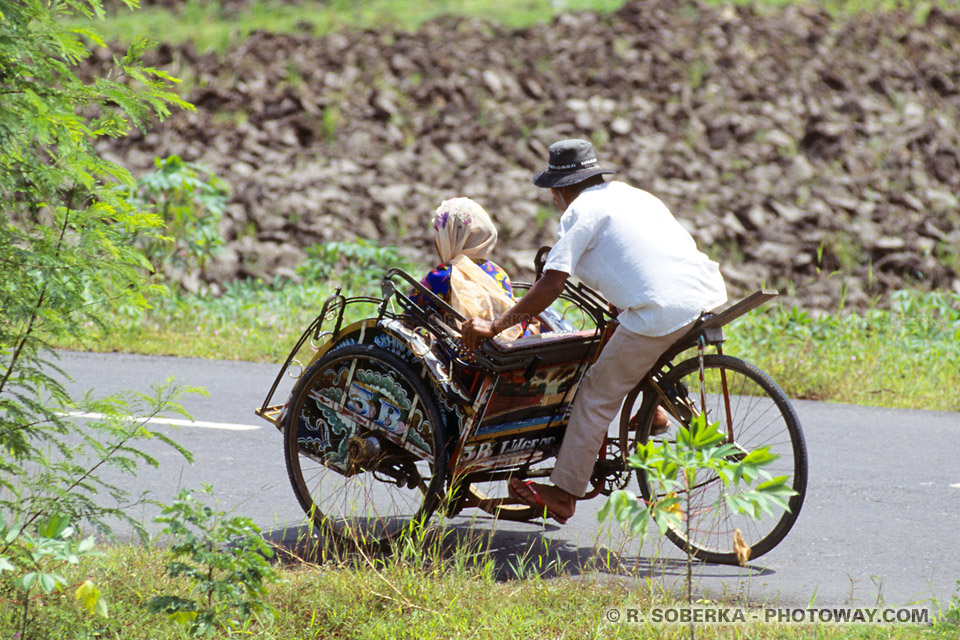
[282,343,450,549]
[619,354,807,564]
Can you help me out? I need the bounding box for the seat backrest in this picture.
[467,326,609,455]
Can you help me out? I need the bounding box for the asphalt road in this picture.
[55,349,960,610]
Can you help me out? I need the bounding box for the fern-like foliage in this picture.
[0,0,194,532]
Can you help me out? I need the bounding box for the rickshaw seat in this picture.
[493,329,599,351]
[657,289,779,362]
[477,328,602,372]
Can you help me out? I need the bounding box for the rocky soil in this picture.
[94,0,960,310]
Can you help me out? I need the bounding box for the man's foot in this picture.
[507,478,576,524]
[629,405,672,436]
[651,405,671,436]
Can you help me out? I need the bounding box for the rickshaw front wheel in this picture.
[282,344,451,549]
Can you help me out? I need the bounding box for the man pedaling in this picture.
[460,139,728,524]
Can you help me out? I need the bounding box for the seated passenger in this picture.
[411,197,531,341]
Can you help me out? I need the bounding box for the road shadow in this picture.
[259,517,775,586]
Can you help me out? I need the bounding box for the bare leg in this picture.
[652,405,670,434]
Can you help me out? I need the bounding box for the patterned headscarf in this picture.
[432,197,498,264]
[431,197,524,341]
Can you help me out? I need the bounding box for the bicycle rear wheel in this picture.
[619,354,807,564]
[283,344,450,548]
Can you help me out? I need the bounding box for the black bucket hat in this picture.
[532,139,614,189]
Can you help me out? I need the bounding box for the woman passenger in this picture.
[411,197,531,341]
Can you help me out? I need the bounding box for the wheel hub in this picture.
[346,435,382,464]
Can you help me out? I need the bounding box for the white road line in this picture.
[64,411,260,432]
[951,483,960,489]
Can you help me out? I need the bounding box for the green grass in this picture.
[725,289,960,412]
[5,526,957,639]
[60,278,351,362]
[77,0,951,54]
[58,239,422,362]
[78,0,629,53]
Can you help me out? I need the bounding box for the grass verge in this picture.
[76,0,629,53]
[5,524,956,639]
[726,289,960,412]
[77,0,951,54]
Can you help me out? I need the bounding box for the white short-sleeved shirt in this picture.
[542,181,727,337]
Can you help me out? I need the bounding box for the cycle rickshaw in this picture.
[256,251,808,565]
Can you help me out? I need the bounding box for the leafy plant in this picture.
[0,382,198,635]
[0,515,106,635]
[297,239,420,295]
[3,382,195,530]
[941,580,960,626]
[125,154,229,283]
[0,0,197,636]
[0,0,200,516]
[598,413,796,628]
[145,486,280,637]
[322,104,342,142]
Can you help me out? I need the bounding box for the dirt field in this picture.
[94,0,960,309]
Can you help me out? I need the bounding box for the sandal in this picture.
[508,479,569,525]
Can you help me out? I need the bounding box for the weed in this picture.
[685,59,712,90]
[282,60,304,88]
[940,580,960,625]
[935,240,959,271]
[124,155,229,285]
[591,128,611,149]
[297,239,420,294]
[727,289,960,410]
[817,231,864,273]
[2,526,944,639]
[599,414,796,623]
[145,485,280,636]
[0,516,106,634]
[211,109,249,126]
[322,104,341,142]
[534,206,555,230]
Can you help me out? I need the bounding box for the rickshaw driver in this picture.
[461,139,728,524]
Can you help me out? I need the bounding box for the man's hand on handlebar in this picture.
[461,317,496,353]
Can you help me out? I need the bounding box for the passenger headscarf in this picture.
[432,198,524,341]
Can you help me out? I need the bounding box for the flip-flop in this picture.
[508,479,569,525]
